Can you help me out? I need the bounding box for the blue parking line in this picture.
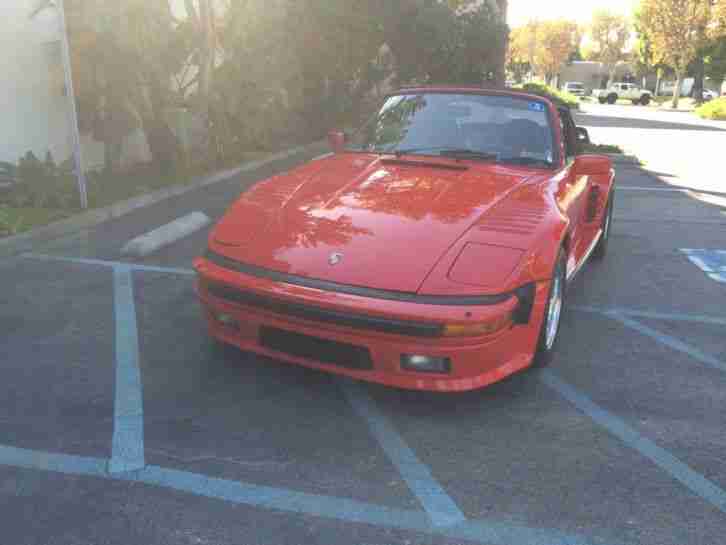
[541,370,726,515]
[340,379,466,528]
[109,266,145,473]
[0,442,600,545]
[0,444,107,477]
[573,305,726,326]
[606,311,726,373]
[23,253,194,276]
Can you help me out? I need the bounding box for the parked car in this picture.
[593,82,652,105]
[563,82,586,97]
[195,87,615,392]
[701,89,719,101]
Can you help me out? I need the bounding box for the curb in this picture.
[0,141,324,259]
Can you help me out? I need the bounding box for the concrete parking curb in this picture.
[0,141,324,259]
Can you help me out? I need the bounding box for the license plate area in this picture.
[259,327,373,370]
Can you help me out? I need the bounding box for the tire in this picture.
[640,94,651,106]
[592,193,613,260]
[598,97,607,104]
[607,93,617,105]
[532,250,567,368]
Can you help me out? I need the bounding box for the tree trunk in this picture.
[692,55,705,103]
[672,72,683,109]
[655,68,662,96]
[607,66,617,87]
[490,0,508,88]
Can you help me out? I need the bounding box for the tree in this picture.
[586,10,631,87]
[507,25,533,82]
[638,0,723,108]
[509,22,540,81]
[534,20,581,85]
[704,35,726,84]
[66,0,186,174]
[382,0,506,87]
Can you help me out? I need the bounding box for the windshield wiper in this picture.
[393,148,498,161]
[497,156,554,167]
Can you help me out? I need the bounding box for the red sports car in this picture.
[194,87,614,392]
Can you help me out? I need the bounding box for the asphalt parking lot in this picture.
[2,113,726,545]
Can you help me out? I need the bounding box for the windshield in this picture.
[346,93,556,166]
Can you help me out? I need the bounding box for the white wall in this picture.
[0,1,73,164]
[0,1,144,171]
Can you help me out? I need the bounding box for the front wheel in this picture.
[607,93,618,104]
[532,250,566,368]
[640,94,651,106]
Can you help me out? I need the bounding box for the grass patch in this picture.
[0,151,272,238]
[0,206,72,236]
[579,143,624,154]
[86,151,271,209]
[695,97,726,120]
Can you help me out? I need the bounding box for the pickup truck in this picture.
[592,83,652,105]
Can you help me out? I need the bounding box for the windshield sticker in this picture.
[528,102,545,112]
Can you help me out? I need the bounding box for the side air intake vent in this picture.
[478,206,547,235]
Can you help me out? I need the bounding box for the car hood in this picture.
[211,154,533,293]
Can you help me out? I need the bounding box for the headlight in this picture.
[448,243,524,288]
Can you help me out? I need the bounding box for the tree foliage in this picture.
[638,0,725,107]
[534,20,581,84]
[66,0,509,173]
[508,21,540,80]
[585,10,631,84]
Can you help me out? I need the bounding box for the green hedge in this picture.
[695,97,726,120]
[514,83,580,110]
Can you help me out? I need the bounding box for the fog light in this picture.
[401,354,451,374]
[213,312,239,330]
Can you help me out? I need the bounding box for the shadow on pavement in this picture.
[574,114,726,132]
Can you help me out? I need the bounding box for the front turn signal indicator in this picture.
[442,314,512,337]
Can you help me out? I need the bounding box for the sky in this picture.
[508,0,637,28]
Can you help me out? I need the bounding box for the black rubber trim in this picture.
[512,283,536,324]
[204,250,514,306]
[260,326,373,370]
[207,282,444,338]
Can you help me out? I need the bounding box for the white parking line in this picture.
[121,211,211,258]
[617,187,691,192]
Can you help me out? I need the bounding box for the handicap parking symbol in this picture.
[681,249,726,283]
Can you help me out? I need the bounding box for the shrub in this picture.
[6,151,80,210]
[516,83,580,110]
[0,205,23,236]
[579,143,623,154]
[695,97,726,120]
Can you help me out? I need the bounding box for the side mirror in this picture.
[575,127,590,144]
[573,154,611,177]
[328,130,346,154]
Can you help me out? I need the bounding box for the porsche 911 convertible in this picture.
[194,87,614,392]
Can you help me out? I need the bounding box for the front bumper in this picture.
[194,257,550,392]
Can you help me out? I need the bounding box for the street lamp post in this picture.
[55,0,88,209]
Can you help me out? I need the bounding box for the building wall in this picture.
[558,61,636,94]
[0,1,74,165]
[0,1,148,170]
